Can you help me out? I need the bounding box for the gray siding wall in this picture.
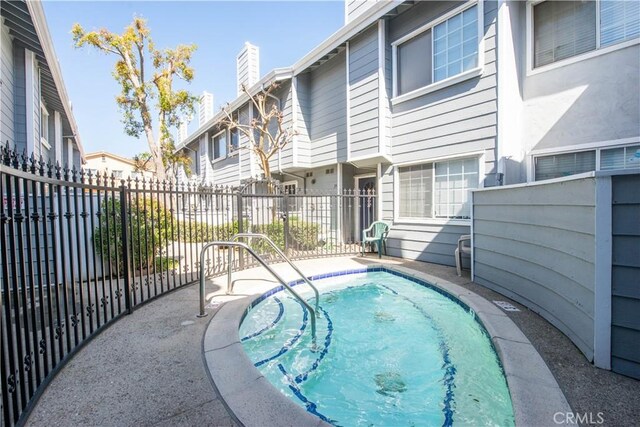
[269,81,294,171]
[473,177,597,360]
[13,45,26,153]
[389,0,497,173]
[309,51,347,165]
[611,174,640,379]
[349,25,379,159]
[295,74,312,168]
[238,104,253,179]
[346,0,377,23]
[383,0,498,266]
[213,155,240,186]
[32,57,41,157]
[199,133,211,182]
[1,23,14,147]
[383,22,392,154]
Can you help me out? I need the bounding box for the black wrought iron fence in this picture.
[0,147,376,426]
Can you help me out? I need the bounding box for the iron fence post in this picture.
[283,193,290,256]
[236,192,244,269]
[120,182,133,314]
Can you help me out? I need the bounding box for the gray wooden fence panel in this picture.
[472,177,597,360]
[610,174,640,379]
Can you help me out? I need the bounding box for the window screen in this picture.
[534,151,596,181]
[398,163,433,218]
[601,145,640,170]
[600,0,640,47]
[533,0,597,68]
[434,158,478,219]
[397,30,432,96]
[211,132,227,159]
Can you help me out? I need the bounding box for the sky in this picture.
[42,1,345,157]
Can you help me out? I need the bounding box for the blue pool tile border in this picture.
[240,265,512,427]
[242,266,475,322]
[240,296,285,342]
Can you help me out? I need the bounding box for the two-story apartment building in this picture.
[1,0,84,168]
[84,151,155,180]
[176,0,639,266]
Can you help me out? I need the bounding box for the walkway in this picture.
[26,278,237,427]
[27,256,640,426]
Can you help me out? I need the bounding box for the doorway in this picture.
[354,174,376,242]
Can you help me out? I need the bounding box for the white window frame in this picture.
[529,138,640,181]
[228,127,240,157]
[393,151,485,225]
[210,129,228,164]
[40,101,51,150]
[526,0,640,76]
[391,0,484,105]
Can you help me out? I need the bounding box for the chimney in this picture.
[177,119,188,143]
[198,91,214,127]
[237,42,260,96]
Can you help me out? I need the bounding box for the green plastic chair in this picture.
[361,221,390,258]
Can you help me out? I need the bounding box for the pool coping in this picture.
[202,263,572,427]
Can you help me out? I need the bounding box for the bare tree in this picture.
[220,82,297,188]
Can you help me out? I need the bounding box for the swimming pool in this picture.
[239,268,515,426]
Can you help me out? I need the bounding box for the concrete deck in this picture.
[27,256,640,426]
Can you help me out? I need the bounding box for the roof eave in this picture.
[26,0,85,160]
[292,0,404,73]
[175,0,407,153]
[175,67,294,151]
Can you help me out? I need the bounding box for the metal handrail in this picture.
[197,241,317,343]
[232,233,320,313]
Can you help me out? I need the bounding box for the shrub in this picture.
[178,219,247,243]
[289,216,320,250]
[94,196,175,275]
[250,216,319,253]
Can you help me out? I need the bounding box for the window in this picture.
[40,102,50,148]
[534,144,640,180]
[600,144,640,170]
[600,0,640,47]
[398,157,479,220]
[210,131,227,160]
[112,170,123,179]
[229,112,240,151]
[532,0,639,69]
[397,30,432,95]
[434,158,478,218]
[230,128,239,151]
[282,182,300,211]
[534,151,596,180]
[433,5,479,82]
[399,163,433,218]
[394,4,479,97]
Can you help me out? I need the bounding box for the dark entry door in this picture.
[358,177,376,240]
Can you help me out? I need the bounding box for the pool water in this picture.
[239,270,515,426]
